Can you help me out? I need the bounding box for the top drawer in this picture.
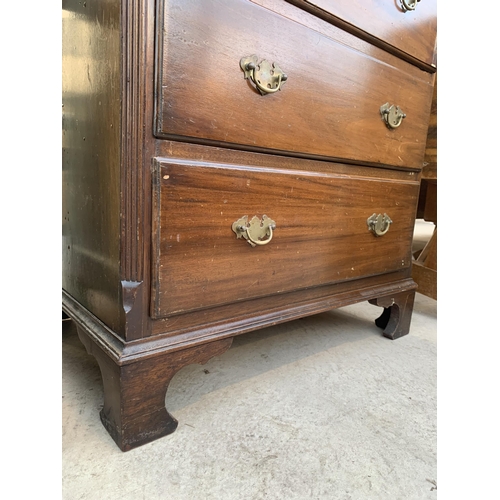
[155,0,435,170]
[289,0,437,68]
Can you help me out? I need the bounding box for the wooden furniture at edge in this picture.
[62,0,437,451]
[413,81,437,300]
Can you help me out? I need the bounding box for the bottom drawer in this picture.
[151,157,419,318]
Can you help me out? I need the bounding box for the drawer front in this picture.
[155,0,434,170]
[151,158,419,318]
[291,0,437,67]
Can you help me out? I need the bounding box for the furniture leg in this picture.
[76,326,233,451]
[369,290,416,340]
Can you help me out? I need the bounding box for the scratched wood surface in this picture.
[156,0,434,170]
[63,0,437,451]
[151,159,420,317]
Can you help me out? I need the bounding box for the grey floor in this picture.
[62,222,437,500]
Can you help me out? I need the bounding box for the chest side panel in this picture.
[62,0,122,330]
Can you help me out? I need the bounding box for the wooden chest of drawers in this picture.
[62,0,437,451]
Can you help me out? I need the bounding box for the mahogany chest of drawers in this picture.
[62,0,437,451]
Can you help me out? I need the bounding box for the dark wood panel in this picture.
[62,0,122,331]
[156,0,434,169]
[151,158,419,317]
[288,0,437,68]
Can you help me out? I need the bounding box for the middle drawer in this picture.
[155,0,434,169]
[151,157,419,318]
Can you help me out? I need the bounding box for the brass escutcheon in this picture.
[367,213,393,237]
[232,215,276,247]
[380,103,406,129]
[240,55,287,95]
[400,0,421,12]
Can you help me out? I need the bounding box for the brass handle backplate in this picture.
[380,103,406,129]
[400,0,421,12]
[240,55,287,95]
[232,215,276,247]
[367,213,393,237]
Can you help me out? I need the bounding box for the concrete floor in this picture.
[62,222,437,500]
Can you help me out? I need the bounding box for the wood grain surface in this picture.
[151,158,419,317]
[62,0,122,331]
[156,0,434,169]
[287,0,437,68]
[63,0,435,451]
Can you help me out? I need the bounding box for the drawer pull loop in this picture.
[367,213,393,237]
[240,55,287,95]
[232,215,276,247]
[400,0,421,12]
[380,103,406,129]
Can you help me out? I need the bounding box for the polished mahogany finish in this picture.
[151,157,419,317]
[62,0,437,451]
[156,0,434,169]
[287,0,437,69]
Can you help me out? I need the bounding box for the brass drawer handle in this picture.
[240,55,287,95]
[232,215,276,247]
[367,213,393,237]
[380,103,406,129]
[400,0,421,12]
